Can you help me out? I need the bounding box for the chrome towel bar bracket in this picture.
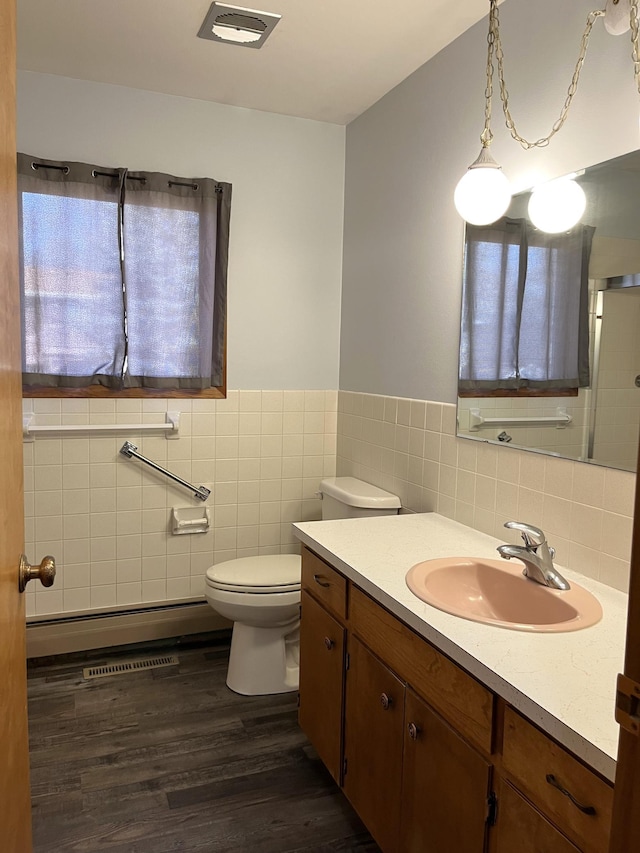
[120,441,210,502]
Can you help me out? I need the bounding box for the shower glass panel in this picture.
[588,285,640,469]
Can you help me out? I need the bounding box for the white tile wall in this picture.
[337,391,635,593]
[23,390,337,618]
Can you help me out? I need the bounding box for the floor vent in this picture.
[83,654,179,680]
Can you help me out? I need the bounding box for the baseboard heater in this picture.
[26,600,231,659]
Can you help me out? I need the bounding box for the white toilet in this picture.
[204,476,401,696]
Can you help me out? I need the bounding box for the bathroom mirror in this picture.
[457,147,640,472]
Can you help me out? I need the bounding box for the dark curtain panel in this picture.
[17,154,231,391]
[122,172,230,390]
[459,217,594,393]
[17,154,126,388]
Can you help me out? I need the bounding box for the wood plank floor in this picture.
[27,635,379,853]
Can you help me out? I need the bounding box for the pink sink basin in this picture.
[405,557,602,632]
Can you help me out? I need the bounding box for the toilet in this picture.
[204,476,401,696]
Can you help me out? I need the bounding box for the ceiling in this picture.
[17,0,492,125]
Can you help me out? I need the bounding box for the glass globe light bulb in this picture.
[454,148,512,226]
[528,178,586,233]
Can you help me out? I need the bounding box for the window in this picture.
[459,218,593,396]
[18,154,231,397]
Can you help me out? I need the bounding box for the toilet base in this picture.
[226,619,300,696]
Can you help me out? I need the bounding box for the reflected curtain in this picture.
[459,218,594,393]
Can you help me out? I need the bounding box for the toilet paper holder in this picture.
[171,506,211,535]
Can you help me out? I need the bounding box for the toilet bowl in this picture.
[204,554,301,696]
[204,477,401,697]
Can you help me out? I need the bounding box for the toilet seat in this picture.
[202,478,400,696]
[205,554,301,595]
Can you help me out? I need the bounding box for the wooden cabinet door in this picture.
[401,688,492,853]
[495,781,581,853]
[343,636,404,853]
[298,590,345,783]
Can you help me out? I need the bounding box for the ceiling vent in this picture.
[197,3,281,49]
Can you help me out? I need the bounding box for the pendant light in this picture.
[454,0,511,226]
[455,0,640,231]
[528,176,587,233]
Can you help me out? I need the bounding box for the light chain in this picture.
[488,0,605,150]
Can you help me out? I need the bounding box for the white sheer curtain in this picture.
[459,218,593,394]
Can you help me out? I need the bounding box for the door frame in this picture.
[609,443,640,850]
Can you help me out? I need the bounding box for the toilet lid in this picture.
[205,554,302,594]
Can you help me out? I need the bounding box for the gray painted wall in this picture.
[340,0,639,402]
[17,72,346,391]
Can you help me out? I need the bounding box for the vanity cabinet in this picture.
[342,636,492,853]
[298,589,345,784]
[300,547,494,852]
[298,545,613,853]
[344,589,494,852]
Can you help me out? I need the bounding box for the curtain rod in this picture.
[30,161,223,191]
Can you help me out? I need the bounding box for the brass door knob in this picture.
[19,554,56,593]
[324,636,334,650]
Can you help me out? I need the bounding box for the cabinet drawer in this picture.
[301,547,348,620]
[350,586,494,754]
[502,707,613,853]
[496,780,581,853]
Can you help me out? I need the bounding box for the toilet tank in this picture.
[319,477,401,520]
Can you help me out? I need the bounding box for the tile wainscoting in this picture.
[336,391,635,593]
[23,391,337,618]
[23,387,635,621]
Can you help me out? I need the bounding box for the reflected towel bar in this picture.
[120,441,210,502]
[23,411,180,440]
[469,407,572,431]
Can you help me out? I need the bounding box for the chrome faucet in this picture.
[497,521,570,591]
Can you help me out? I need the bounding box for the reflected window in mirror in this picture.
[459,218,593,397]
[457,147,640,472]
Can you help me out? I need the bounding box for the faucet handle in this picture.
[504,521,547,548]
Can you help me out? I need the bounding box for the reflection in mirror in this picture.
[457,149,640,472]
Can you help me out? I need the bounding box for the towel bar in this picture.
[23,411,180,440]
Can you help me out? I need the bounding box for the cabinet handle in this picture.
[323,636,334,651]
[313,573,331,588]
[380,693,393,711]
[407,722,420,740]
[545,774,597,815]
